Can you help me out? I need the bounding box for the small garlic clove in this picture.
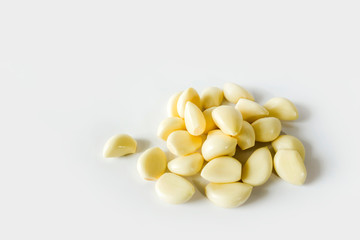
[264,97,299,120]
[157,117,186,141]
[235,99,269,122]
[223,82,254,103]
[200,86,224,109]
[167,130,202,156]
[205,182,253,208]
[274,149,307,185]
[155,173,195,204]
[167,153,204,176]
[184,101,206,136]
[234,121,255,150]
[103,134,137,158]
[251,117,282,142]
[203,107,218,134]
[242,147,273,186]
[201,130,237,161]
[212,105,243,136]
[137,147,167,181]
[177,88,201,118]
[201,156,242,183]
[167,91,182,118]
[272,135,305,160]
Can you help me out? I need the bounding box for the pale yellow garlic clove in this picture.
[242,147,273,186]
[212,105,243,136]
[167,153,204,176]
[167,91,182,117]
[184,102,206,136]
[201,156,242,183]
[272,135,305,160]
[157,117,186,141]
[177,88,201,118]
[167,130,202,156]
[155,173,195,204]
[201,130,237,161]
[235,99,269,122]
[205,182,253,208]
[223,82,254,103]
[264,97,299,120]
[203,107,217,134]
[103,134,137,158]
[274,149,307,185]
[234,121,255,150]
[137,147,167,181]
[251,117,282,142]
[200,86,224,109]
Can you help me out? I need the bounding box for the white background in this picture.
[1,0,360,239]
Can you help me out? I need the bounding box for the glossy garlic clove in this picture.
[223,82,254,103]
[272,135,305,160]
[157,117,186,141]
[242,147,273,186]
[235,99,269,122]
[200,87,224,109]
[251,117,282,142]
[167,91,182,117]
[203,107,218,134]
[103,134,137,158]
[137,147,167,181]
[234,121,255,150]
[264,97,299,120]
[167,130,202,156]
[167,153,204,176]
[155,173,195,204]
[274,149,307,185]
[177,88,201,118]
[205,182,253,208]
[201,130,237,161]
[184,101,206,136]
[201,156,242,183]
[212,105,243,136]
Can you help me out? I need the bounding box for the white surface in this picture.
[1,1,360,239]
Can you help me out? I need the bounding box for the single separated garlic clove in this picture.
[205,182,253,208]
[155,173,195,204]
[200,86,224,109]
[264,97,299,120]
[184,101,206,136]
[234,121,255,150]
[167,153,204,176]
[177,88,201,118]
[212,105,243,136]
[273,149,307,185]
[203,107,218,134]
[167,91,182,117]
[137,147,167,181]
[223,82,254,103]
[235,98,269,122]
[201,156,242,183]
[242,147,273,186]
[103,134,137,158]
[167,130,202,156]
[157,117,186,140]
[272,135,305,160]
[201,130,237,161]
[251,117,282,142]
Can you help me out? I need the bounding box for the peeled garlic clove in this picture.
[167,130,202,156]
[201,130,237,161]
[201,156,242,183]
[155,173,195,204]
[235,99,269,122]
[242,147,272,186]
[167,91,182,117]
[103,134,137,158]
[212,105,243,136]
[223,82,254,103]
[234,121,255,150]
[274,149,307,185]
[177,88,201,118]
[272,135,305,160]
[203,107,217,134]
[137,147,167,181]
[264,97,299,120]
[184,102,206,136]
[157,117,186,140]
[205,182,253,208]
[167,153,204,176]
[251,117,281,142]
[200,87,224,109]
